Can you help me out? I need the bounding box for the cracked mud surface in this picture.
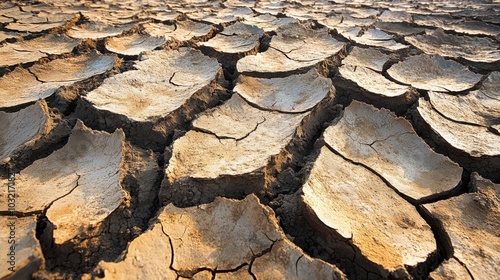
[0,0,499,279]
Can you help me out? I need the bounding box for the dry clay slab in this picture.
[0,101,53,164]
[417,99,500,158]
[161,69,334,206]
[243,14,297,32]
[324,101,462,201]
[82,47,224,150]
[0,216,44,280]
[237,22,344,76]
[91,195,345,279]
[340,27,408,51]
[202,22,264,53]
[105,34,166,56]
[387,54,482,92]
[302,146,436,278]
[142,19,214,43]
[406,29,500,65]
[0,34,80,68]
[415,98,500,181]
[67,21,135,39]
[0,121,128,245]
[29,50,117,83]
[0,68,66,109]
[428,71,500,127]
[422,174,500,280]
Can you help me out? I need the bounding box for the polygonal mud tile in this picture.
[340,27,408,51]
[187,6,253,24]
[0,101,53,164]
[338,65,410,97]
[234,69,330,113]
[91,223,177,279]
[341,47,389,72]
[0,44,46,68]
[378,10,412,22]
[143,19,214,43]
[284,6,327,21]
[0,216,44,280]
[199,22,263,67]
[67,21,135,39]
[324,101,463,201]
[139,10,180,21]
[242,14,297,32]
[0,31,22,42]
[92,195,345,279]
[252,239,344,279]
[0,68,68,108]
[374,22,425,36]
[80,47,225,151]
[160,69,335,206]
[319,15,375,34]
[387,54,482,92]
[0,121,127,245]
[406,29,500,69]
[237,22,344,76]
[12,34,81,55]
[422,173,500,280]
[29,51,117,83]
[302,145,436,278]
[428,71,500,127]
[415,98,500,181]
[5,21,68,33]
[429,258,472,280]
[416,98,500,158]
[104,34,166,56]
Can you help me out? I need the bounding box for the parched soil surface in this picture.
[0,0,499,279]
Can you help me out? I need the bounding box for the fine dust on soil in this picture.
[0,0,499,280]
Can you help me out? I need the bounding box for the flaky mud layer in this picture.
[0,0,499,279]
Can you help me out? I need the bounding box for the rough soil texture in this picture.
[0,0,499,279]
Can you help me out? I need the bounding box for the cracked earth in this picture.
[0,0,499,279]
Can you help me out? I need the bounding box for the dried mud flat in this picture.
[0,0,499,279]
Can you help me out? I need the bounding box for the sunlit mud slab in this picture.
[387,54,482,92]
[105,34,166,56]
[324,101,463,202]
[302,146,436,278]
[237,22,345,77]
[422,173,500,280]
[415,98,500,181]
[335,47,415,113]
[406,29,500,70]
[0,34,81,68]
[89,195,345,279]
[160,69,335,206]
[0,216,44,280]
[199,22,264,68]
[79,48,227,151]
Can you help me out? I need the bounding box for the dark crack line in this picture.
[159,221,178,273]
[428,99,490,129]
[295,255,303,276]
[168,72,181,86]
[453,256,475,280]
[324,142,418,204]
[269,45,322,63]
[192,117,265,143]
[236,93,312,115]
[42,174,81,217]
